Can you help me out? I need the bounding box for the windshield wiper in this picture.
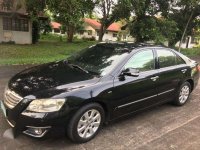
[70,64,89,74]
[64,60,99,75]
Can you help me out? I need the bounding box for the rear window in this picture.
[157,49,176,68]
[176,55,186,65]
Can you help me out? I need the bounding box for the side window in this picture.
[176,55,186,65]
[157,49,176,68]
[124,50,155,72]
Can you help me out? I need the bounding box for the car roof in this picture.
[97,42,166,52]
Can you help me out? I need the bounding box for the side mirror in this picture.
[121,68,140,77]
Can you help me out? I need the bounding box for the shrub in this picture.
[82,36,96,41]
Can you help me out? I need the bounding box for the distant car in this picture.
[0,43,199,143]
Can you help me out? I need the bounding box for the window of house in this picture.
[20,19,29,31]
[157,49,176,68]
[124,50,155,72]
[54,28,60,33]
[3,17,29,32]
[88,30,92,35]
[96,31,99,36]
[79,30,84,35]
[12,18,21,31]
[3,17,12,30]
[113,33,117,37]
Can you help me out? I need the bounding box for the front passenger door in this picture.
[111,49,159,118]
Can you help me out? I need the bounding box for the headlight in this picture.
[26,99,65,113]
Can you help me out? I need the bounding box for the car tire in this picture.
[173,81,191,106]
[67,103,105,143]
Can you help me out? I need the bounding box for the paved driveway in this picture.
[0,65,200,150]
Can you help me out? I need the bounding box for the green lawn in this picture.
[0,34,200,65]
[0,35,97,65]
[181,48,200,57]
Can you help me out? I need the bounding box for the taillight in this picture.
[197,65,200,71]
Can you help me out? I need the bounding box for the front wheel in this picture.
[67,103,104,143]
[173,82,191,106]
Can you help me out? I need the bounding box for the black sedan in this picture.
[0,43,199,143]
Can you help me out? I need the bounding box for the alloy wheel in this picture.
[179,85,190,104]
[77,109,101,139]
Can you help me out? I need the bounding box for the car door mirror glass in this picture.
[122,68,140,77]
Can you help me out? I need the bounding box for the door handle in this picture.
[151,76,159,82]
[181,69,187,74]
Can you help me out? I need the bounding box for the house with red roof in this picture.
[76,18,121,41]
[49,18,134,41]
[51,21,62,34]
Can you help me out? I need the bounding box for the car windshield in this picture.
[68,44,130,76]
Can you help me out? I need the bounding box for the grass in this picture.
[0,34,97,65]
[0,34,200,65]
[180,47,200,57]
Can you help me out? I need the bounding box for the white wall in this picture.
[0,16,32,44]
[175,36,196,48]
[103,31,118,41]
[75,24,120,41]
[94,31,118,41]
[76,24,96,39]
[121,34,135,42]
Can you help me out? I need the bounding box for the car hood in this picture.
[8,61,100,97]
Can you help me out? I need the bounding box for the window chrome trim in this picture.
[7,119,15,128]
[117,88,175,109]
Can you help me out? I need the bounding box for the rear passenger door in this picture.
[155,48,187,102]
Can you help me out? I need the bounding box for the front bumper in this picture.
[0,100,73,138]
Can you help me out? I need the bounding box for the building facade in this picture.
[0,0,32,44]
[51,21,62,34]
[76,18,121,41]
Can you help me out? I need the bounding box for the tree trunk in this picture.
[186,36,190,48]
[32,20,40,44]
[98,25,105,42]
[178,11,194,52]
[67,25,74,43]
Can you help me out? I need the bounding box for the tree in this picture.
[12,0,46,43]
[126,0,200,46]
[40,19,52,35]
[129,16,178,44]
[25,0,46,43]
[96,0,131,41]
[168,0,200,48]
[127,0,178,44]
[47,0,95,42]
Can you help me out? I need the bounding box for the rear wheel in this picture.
[67,103,104,143]
[173,82,191,106]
